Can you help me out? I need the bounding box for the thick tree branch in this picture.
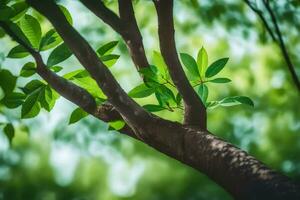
[262,0,300,92]
[134,118,300,199]
[153,0,207,128]
[79,0,149,70]
[26,0,153,132]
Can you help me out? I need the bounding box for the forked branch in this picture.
[262,0,300,92]
[26,0,152,131]
[80,0,149,70]
[244,0,300,92]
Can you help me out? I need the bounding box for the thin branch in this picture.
[26,0,152,129]
[0,21,96,113]
[244,0,300,92]
[153,0,207,128]
[80,0,149,70]
[244,0,278,42]
[0,20,136,136]
[263,0,300,92]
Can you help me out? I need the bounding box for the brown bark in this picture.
[80,0,149,70]
[153,0,207,128]
[133,118,300,200]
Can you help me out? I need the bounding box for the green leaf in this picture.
[4,123,14,144]
[39,86,57,111]
[21,92,41,118]
[205,58,229,78]
[100,54,120,62]
[143,104,165,112]
[197,84,208,104]
[197,47,208,77]
[0,5,13,20]
[22,79,45,94]
[108,120,125,131]
[63,69,89,80]
[153,51,168,78]
[206,101,220,109]
[99,54,120,67]
[158,85,176,103]
[7,45,29,58]
[97,41,118,56]
[69,108,88,124]
[20,14,42,49]
[175,93,182,105]
[0,86,4,101]
[6,21,31,47]
[180,53,199,77]
[40,29,62,51]
[235,96,254,107]
[0,0,11,5]
[47,43,72,67]
[220,96,254,107]
[219,97,240,107]
[72,77,106,99]
[59,5,73,25]
[20,62,36,77]
[138,66,158,82]
[139,65,157,76]
[0,69,17,94]
[0,92,25,108]
[10,2,29,22]
[208,78,231,83]
[128,83,155,98]
[0,27,5,38]
[154,85,176,107]
[50,66,63,73]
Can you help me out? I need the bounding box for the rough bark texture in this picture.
[1,0,299,199]
[135,118,300,200]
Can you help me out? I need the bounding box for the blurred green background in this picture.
[0,0,300,199]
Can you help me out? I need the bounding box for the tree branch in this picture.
[243,0,277,42]
[244,0,300,92]
[26,0,152,131]
[79,0,123,34]
[262,0,300,92]
[0,21,96,113]
[153,0,207,128]
[80,0,149,70]
[125,116,300,199]
[0,20,136,136]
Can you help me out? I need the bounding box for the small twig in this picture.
[161,77,176,88]
[243,0,277,42]
[263,0,300,92]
